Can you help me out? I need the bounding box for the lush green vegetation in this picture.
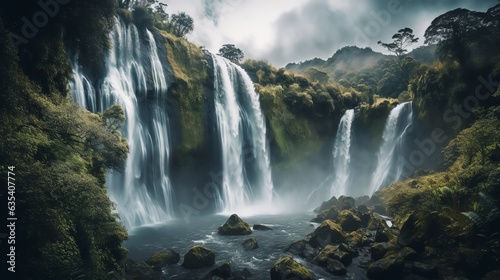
[0,4,129,278]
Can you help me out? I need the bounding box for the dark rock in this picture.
[375,228,392,242]
[456,247,490,278]
[315,244,353,266]
[398,247,418,262]
[253,224,272,231]
[410,262,439,278]
[242,237,259,250]
[124,260,161,280]
[397,213,425,253]
[373,205,387,215]
[325,259,347,276]
[355,195,371,207]
[218,214,252,235]
[145,249,180,270]
[367,256,404,279]
[233,268,252,280]
[311,206,339,223]
[210,262,232,279]
[370,242,397,261]
[308,220,345,248]
[182,246,216,269]
[285,240,317,261]
[314,196,338,213]
[365,195,382,207]
[337,195,355,210]
[270,256,315,280]
[482,270,500,280]
[338,210,362,232]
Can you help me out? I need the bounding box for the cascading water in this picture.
[329,109,355,197]
[70,18,174,229]
[369,101,413,194]
[211,54,274,214]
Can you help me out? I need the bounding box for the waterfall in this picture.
[329,109,355,197]
[70,18,174,229]
[211,54,274,213]
[369,101,413,194]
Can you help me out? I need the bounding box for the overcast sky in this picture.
[162,0,497,67]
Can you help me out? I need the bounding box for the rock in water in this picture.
[146,249,180,270]
[242,237,259,250]
[308,220,345,248]
[253,224,272,231]
[182,246,215,269]
[218,214,252,235]
[270,256,315,280]
[325,259,347,276]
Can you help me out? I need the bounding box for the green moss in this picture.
[273,256,314,279]
[159,30,207,154]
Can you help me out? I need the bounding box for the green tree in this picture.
[218,44,244,64]
[378,27,419,59]
[169,12,194,37]
[423,8,490,64]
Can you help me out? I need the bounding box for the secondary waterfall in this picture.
[211,54,274,213]
[70,18,174,229]
[369,101,413,194]
[329,109,355,197]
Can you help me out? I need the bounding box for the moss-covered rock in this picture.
[145,249,180,270]
[370,242,398,261]
[338,210,362,232]
[315,244,353,266]
[270,256,315,280]
[181,246,215,269]
[218,214,252,235]
[325,259,347,276]
[410,262,439,279]
[308,220,345,248]
[253,224,273,231]
[311,206,339,223]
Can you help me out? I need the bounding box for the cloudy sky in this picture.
[162,0,497,66]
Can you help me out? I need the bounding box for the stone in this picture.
[145,249,180,270]
[410,262,439,278]
[314,196,338,213]
[209,262,232,279]
[370,242,397,261]
[367,256,404,280]
[233,268,252,280]
[337,195,355,210]
[124,260,160,280]
[270,256,315,280]
[311,206,339,223]
[398,247,418,262]
[374,228,392,242]
[315,244,352,266]
[373,204,387,215]
[397,213,425,253]
[482,270,500,280]
[325,259,347,276]
[182,246,215,269]
[308,220,345,248]
[338,210,362,232]
[242,237,259,250]
[346,231,363,248]
[253,224,272,231]
[218,214,252,235]
[285,240,317,261]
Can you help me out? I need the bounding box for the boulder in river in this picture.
[242,237,259,250]
[218,214,252,235]
[145,248,180,270]
[182,246,215,269]
[338,210,362,232]
[308,220,345,248]
[285,240,317,261]
[253,224,272,231]
[270,256,315,280]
